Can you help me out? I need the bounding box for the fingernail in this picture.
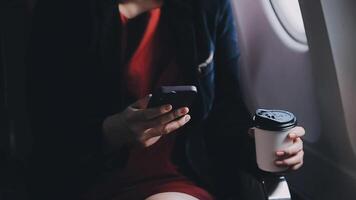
[164,105,172,111]
[185,115,191,122]
[275,161,284,165]
[276,151,285,156]
[180,107,188,114]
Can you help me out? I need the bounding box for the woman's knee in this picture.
[145,192,199,200]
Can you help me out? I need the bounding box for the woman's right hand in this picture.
[103,95,191,148]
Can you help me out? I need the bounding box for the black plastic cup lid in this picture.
[253,109,297,131]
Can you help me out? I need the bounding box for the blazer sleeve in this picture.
[205,0,257,173]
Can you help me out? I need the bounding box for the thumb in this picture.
[131,94,152,109]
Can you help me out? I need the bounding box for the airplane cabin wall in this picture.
[232,0,356,199]
[319,0,356,156]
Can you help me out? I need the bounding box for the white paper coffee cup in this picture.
[253,109,297,172]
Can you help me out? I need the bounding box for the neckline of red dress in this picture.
[119,7,161,24]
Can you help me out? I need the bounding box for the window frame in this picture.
[270,0,308,45]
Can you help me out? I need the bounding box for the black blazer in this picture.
[27,0,257,199]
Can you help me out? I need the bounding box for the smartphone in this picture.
[147,85,198,109]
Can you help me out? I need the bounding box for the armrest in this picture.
[225,169,291,200]
[261,175,292,200]
[242,170,292,200]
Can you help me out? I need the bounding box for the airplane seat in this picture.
[1,0,292,199]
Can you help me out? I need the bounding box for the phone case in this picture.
[148,86,198,109]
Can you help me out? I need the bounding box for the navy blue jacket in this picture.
[27,0,258,199]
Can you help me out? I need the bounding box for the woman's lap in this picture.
[145,192,200,200]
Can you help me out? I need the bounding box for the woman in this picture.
[27,0,305,199]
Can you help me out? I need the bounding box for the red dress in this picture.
[84,8,214,200]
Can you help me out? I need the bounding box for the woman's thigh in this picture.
[145,192,199,200]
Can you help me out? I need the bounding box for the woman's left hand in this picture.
[275,126,305,171]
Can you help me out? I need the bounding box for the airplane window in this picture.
[270,0,307,44]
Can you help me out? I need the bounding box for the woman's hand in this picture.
[103,95,191,148]
[248,126,305,171]
[275,126,305,171]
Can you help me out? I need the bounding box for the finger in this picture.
[131,94,152,109]
[288,126,305,139]
[160,114,191,135]
[277,138,303,157]
[132,104,173,122]
[275,150,304,166]
[290,161,304,171]
[147,115,191,137]
[143,107,189,129]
